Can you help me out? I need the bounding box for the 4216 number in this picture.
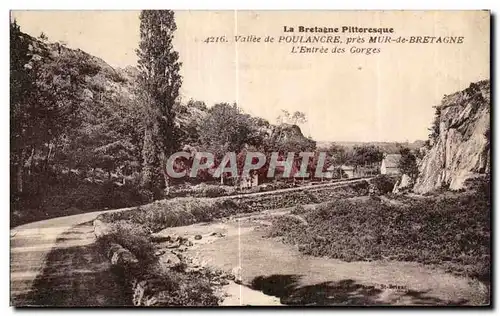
[203,36,228,43]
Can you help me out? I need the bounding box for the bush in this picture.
[96,217,222,306]
[464,175,490,200]
[290,205,307,215]
[370,175,396,195]
[203,186,227,198]
[268,215,307,238]
[102,220,156,263]
[99,197,253,233]
[144,270,219,306]
[11,179,145,227]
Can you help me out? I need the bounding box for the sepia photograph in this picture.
[9,10,491,307]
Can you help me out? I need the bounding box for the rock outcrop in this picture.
[413,80,490,194]
[393,174,414,194]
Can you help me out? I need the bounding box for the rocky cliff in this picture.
[413,80,490,194]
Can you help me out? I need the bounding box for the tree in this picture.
[398,147,419,179]
[276,109,307,126]
[11,20,81,194]
[176,99,206,146]
[326,144,348,178]
[199,103,254,184]
[136,10,182,197]
[10,20,35,194]
[349,145,383,166]
[60,92,144,180]
[38,32,48,42]
[290,111,307,125]
[428,105,442,146]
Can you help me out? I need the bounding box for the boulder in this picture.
[150,233,172,243]
[154,250,166,257]
[107,243,138,267]
[392,174,414,193]
[231,266,242,284]
[164,241,181,249]
[210,232,225,238]
[158,251,182,269]
[93,219,112,239]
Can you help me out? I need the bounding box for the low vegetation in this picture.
[98,181,370,233]
[144,271,219,306]
[269,181,490,282]
[98,220,156,264]
[369,174,397,195]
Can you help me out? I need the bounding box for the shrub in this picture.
[99,197,253,233]
[268,215,307,238]
[147,271,219,306]
[102,220,156,263]
[464,175,490,200]
[138,189,155,204]
[303,190,319,203]
[99,180,371,235]
[370,175,396,195]
[203,186,227,198]
[290,205,307,215]
[11,179,145,227]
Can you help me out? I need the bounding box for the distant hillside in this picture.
[12,29,312,167]
[316,140,426,154]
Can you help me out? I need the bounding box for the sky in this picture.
[11,10,490,142]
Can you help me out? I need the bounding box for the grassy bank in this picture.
[268,186,490,282]
[97,180,370,232]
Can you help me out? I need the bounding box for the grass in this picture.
[98,181,370,233]
[269,184,490,282]
[370,174,398,195]
[98,220,157,264]
[98,197,250,233]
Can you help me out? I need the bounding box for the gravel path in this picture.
[10,209,132,306]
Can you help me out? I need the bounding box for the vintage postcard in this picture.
[10,10,490,307]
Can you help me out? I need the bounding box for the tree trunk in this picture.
[45,143,53,171]
[163,173,170,196]
[220,174,224,185]
[163,167,169,196]
[141,126,156,190]
[17,148,25,194]
[27,147,35,176]
[160,151,170,196]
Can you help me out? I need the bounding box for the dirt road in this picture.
[10,209,132,306]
